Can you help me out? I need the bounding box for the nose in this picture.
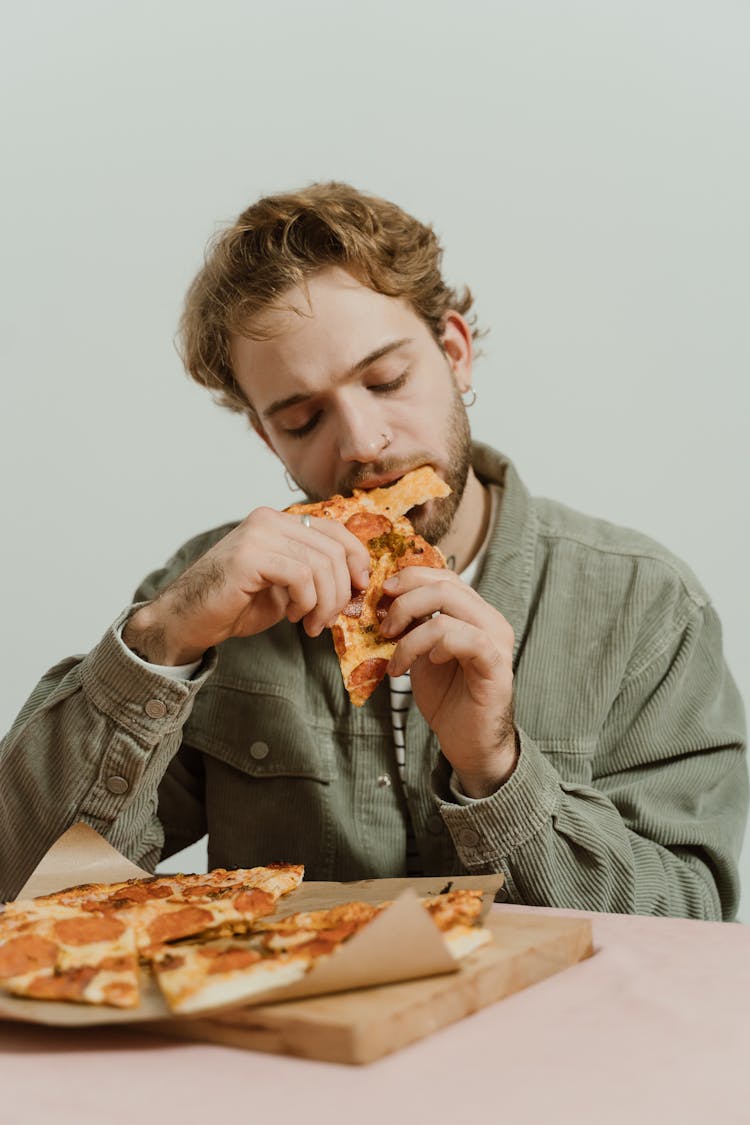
[335,399,389,463]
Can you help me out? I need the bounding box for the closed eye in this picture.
[369,369,409,394]
[283,411,322,439]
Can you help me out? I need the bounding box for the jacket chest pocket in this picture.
[183,684,338,876]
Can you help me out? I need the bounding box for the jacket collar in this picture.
[471,442,538,668]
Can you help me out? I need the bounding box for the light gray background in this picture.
[1,1,747,914]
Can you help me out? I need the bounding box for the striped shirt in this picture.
[389,487,500,874]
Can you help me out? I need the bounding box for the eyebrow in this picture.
[261,337,414,420]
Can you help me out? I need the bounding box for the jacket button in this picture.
[144,699,167,719]
[376,774,391,788]
[427,814,443,835]
[458,828,480,847]
[250,741,270,760]
[106,776,129,795]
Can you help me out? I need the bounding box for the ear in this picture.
[439,311,474,393]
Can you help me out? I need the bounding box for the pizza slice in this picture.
[287,466,451,706]
[420,889,492,960]
[5,863,303,921]
[4,864,305,955]
[147,938,313,1014]
[148,901,382,1013]
[0,906,140,1008]
[258,890,492,960]
[5,864,305,936]
[150,890,492,1014]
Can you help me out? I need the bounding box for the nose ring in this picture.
[380,432,392,451]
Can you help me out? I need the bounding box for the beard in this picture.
[308,378,473,546]
[405,382,472,544]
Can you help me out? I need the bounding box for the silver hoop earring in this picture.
[461,388,477,408]
[284,468,301,492]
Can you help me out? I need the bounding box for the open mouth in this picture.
[354,464,430,492]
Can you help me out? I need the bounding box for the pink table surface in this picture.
[1,903,748,1125]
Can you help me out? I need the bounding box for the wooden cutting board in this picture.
[148,910,594,1065]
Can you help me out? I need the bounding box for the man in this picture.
[1,183,746,918]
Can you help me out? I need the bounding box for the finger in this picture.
[286,513,371,591]
[387,616,507,681]
[255,553,319,625]
[281,526,353,632]
[380,577,493,638]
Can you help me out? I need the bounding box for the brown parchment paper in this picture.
[0,823,504,1028]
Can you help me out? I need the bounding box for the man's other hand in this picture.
[382,567,518,798]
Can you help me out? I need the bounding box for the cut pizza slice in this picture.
[420,889,492,960]
[4,864,305,958]
[103,866,304,953]
[147,937,313,1014]
[0,906,140,1009]
[288,467,451,706]
[148,902,382,1014]
[5,863,303,922]
[152,890,493,1014]
[258,890,492,960]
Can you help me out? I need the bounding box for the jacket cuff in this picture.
[432,728,561,869]
[80,606,217,748]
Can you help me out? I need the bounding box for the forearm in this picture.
[433,730,745,920]
[0,608,215,899]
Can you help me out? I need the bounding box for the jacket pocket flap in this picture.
[184,685,335,783]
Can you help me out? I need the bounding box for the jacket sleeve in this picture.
[433,600,747,920]
[0,530,231,901]
[0,611,216,900]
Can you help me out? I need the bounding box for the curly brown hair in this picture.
[178,181,483,420]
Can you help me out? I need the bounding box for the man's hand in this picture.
[381,567,518,798]
[122,509,371,665]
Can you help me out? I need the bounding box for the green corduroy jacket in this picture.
[2,444,746,917]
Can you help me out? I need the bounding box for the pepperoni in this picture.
[53,915,126,946]
[342,592,365,618]
[315,922,361,943]
[180,883,225,899]
[345,512,392,543]
[332,624,347,658]
[396,540,443,569]
[0,935,57,978]
[156,952,185,971]
[26,966,98,999]
[147,906,214,944]
[201,947,262,974]
[234,888,275,916]
[99,955,133,972]
[297,938,341,958]
[348,658,389,688]
[375,593,394,622]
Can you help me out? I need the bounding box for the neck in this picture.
[439,469,490,573]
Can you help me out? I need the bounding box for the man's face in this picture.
[230,268,473,543]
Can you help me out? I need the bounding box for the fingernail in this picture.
[360,569,371,588]
[383,577,397,592]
